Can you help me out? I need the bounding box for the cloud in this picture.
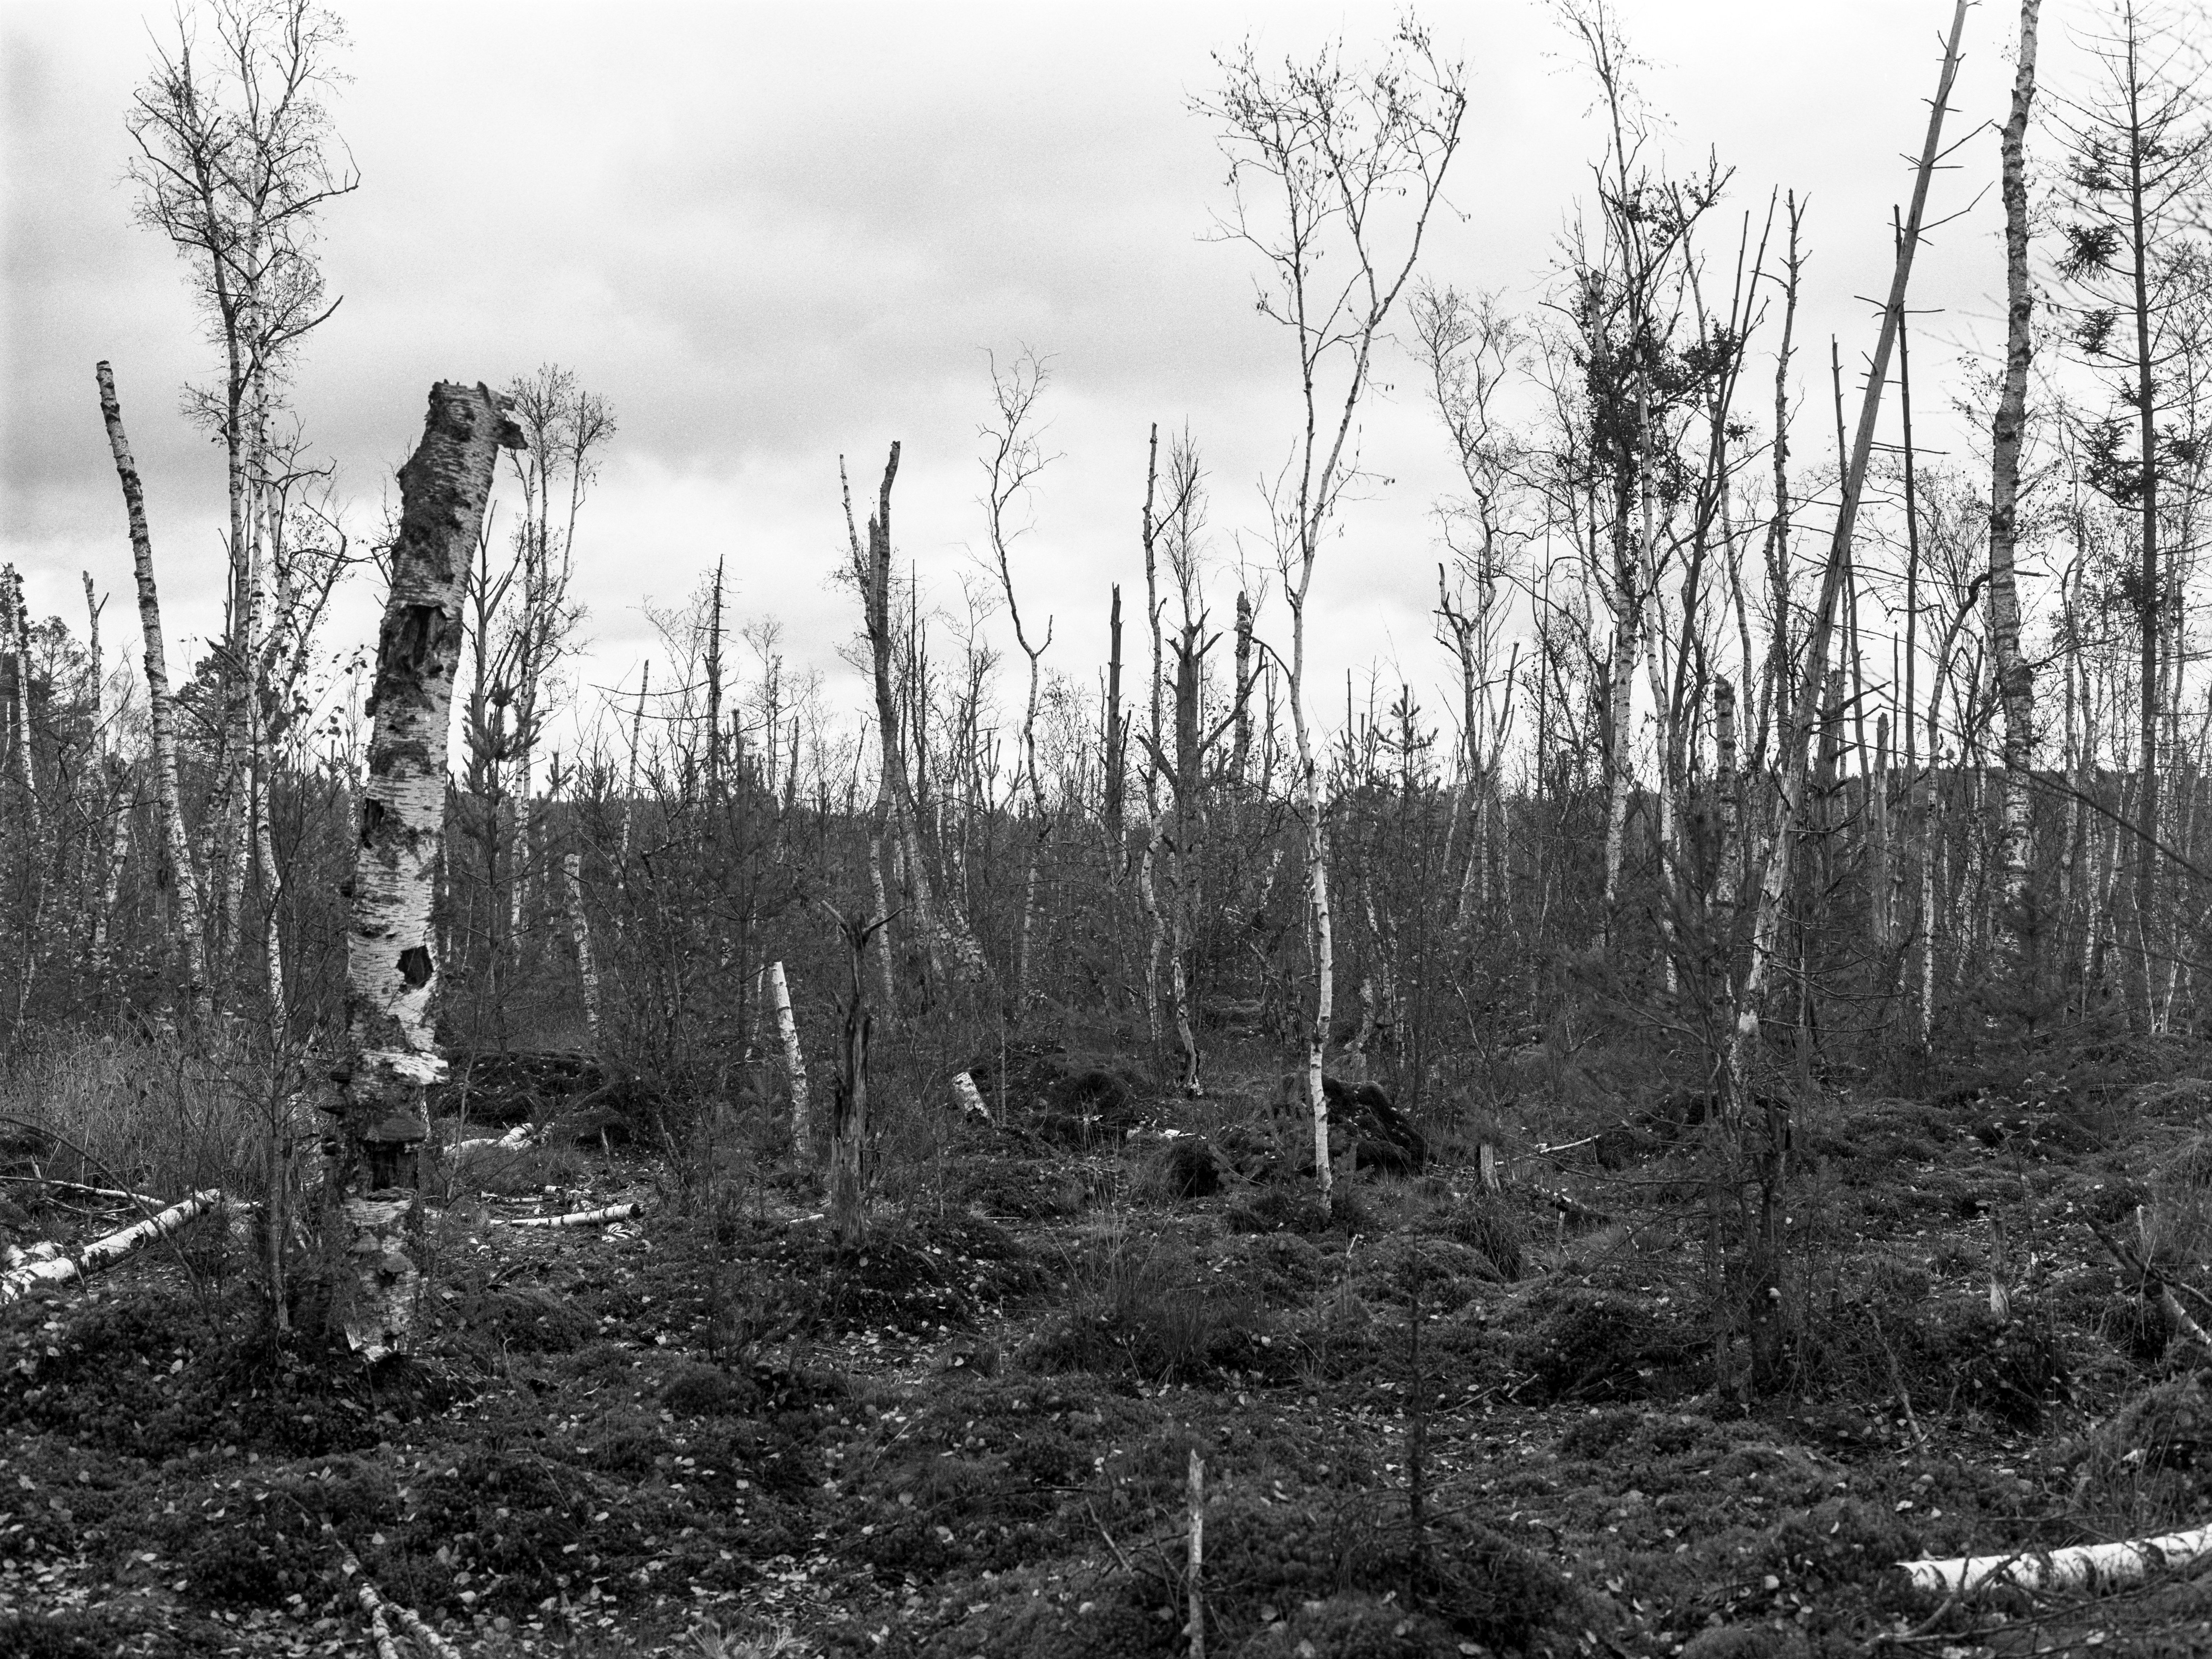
[4,0,2033,757]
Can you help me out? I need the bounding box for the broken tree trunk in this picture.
[826,910,884,1248]
[769,959,811,1151]
[325,382,521,1362]
[951,1070,990,1120]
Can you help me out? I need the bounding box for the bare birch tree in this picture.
[128,0,356,1001]
[977,349,1056,1019]
[1200,21,1465,1194]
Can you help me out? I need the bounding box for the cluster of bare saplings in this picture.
[2,0,2210,1433]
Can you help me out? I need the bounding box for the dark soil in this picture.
[9,1046,2212,1656]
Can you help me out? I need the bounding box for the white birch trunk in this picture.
[563,851,602,1048]
[96,363,207,1013]
[769,959,810,1149]
[329,381,519,1362]
[1987,0,2041,976]
[1903,1523,2212,1596]
[1307,805,1334,1196]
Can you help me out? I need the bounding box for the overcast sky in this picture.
[2,0,2045,758]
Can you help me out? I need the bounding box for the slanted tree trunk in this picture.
[325,381,520,1362]
[97,362,207,1016]
[769,959,810,1151]
[1728,0,1968,1102]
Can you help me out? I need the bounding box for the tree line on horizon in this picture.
[1,0,2209,1379]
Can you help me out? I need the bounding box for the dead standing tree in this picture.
[1139,432,1242,1094]
[496,364,612,943]
[978,349,1057,1021]
[845,445,987,1009]
[820,902,888,1249]
[1200,22,1466,1194]
[1412,284,1530,918]
[323,382,521,1362]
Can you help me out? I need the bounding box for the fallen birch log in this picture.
[495,1201,644,1229]
[0,1189,223,1304]
[333,1532,462,1659]
[448,1123,537,1158]
[1901,1523,2212,1594]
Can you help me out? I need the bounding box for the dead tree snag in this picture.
[323,381,521,1362]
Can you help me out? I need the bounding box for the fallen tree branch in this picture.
[0,1174,166,1208]
[331,1530,462,1659]
[495,1201,645,1229]
[1526,1181,1611,1226]
[2086,1216,2212,1358]
[0,1189,223,1304]
[1901,1524,2212,1595]
[448,1124,537,1158]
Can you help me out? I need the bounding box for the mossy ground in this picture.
[8,1040,2212,1655]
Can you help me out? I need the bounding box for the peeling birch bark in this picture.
[333,1536,463,1659]
[326,381,520,1363]
[497,1202,644,1229]
[448,1123,534,1157]
[1901,1524,2212,1596]
[1987,0,2041,979]
[564,851,602,1047]
[951,1070,990,1120]
[769,959,810,1149]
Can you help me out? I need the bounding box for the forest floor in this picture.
[8,1031,2212,1658]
